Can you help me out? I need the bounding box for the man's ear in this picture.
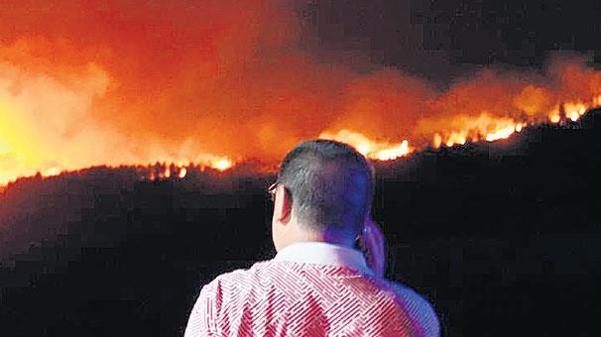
[274,185,293,224]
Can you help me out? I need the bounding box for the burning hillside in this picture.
[1,1,601,186]
[1,110,600,337]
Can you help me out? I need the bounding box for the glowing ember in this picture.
[548,106,561,123]
[445,132,467,147]
[319,130,413,161]
[374,141,412,161]
[485,124,519,142]
[432,133,443,149]
[564,102,587,122]
[43,167,62,177]
[211,158,234,172]
[515,123,524,132]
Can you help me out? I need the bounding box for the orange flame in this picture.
[319,130,413,161]
[428,114,524,148]
[211,158,234,172]
[548,106,562,124]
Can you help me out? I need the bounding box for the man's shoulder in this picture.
[202,260,272,292]
[377,279,440,337]
[385,280,436,309]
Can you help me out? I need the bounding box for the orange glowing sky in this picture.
[1,0,601,185]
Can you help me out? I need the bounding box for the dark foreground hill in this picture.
[1,111,601,337]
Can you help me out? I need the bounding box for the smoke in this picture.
[0,46,123,182]
[0,0,600,184]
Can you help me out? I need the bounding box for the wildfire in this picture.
[138,161,233,182]
[131,158,234,182]
[2,94,600,187]
[429,114,524,148]
[428,96,599,149]
[1,1,601,188]
[319,129,413,161]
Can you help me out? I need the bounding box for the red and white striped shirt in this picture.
[184,241,440,337]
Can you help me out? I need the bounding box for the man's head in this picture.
[271,139,375,251]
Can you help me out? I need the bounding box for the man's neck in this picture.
[287,228,355,249]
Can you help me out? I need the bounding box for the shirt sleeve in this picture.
[183,280,220,337]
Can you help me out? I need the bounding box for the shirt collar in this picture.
[274,241,373,275]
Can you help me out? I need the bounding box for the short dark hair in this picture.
[276,139,374,236]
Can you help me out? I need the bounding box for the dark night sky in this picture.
[300,0,601,80]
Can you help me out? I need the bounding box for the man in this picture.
[184,139,440,336]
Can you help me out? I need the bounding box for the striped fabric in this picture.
[184,242,440,337]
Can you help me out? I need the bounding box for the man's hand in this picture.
[358,214,386,277]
